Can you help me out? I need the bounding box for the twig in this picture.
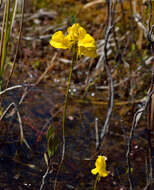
[0,84,32,149]
[18,87,29,105]
[0,102,14,121]
[83,0,106,9]
[126,90,154,190]
[0,83,34,96]
[147,0,153,43]
[40,167,50,190]
[99,0,114,144]
[144,1,154,189]
[35,53,57,85]
[143,127,153,190]
[95,117,99,149]
[0,102,30,149]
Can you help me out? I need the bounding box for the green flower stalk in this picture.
[49,23,97,189]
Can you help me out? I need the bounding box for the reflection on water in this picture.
[0,85,150,189]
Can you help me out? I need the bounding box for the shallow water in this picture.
[0,83,152,190]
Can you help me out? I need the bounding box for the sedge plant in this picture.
[49,23,97,189]
[0,0,25,145]
[0,0,20,92]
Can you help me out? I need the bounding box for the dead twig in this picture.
[35,52,57,85]
[0,102,31,150]
[95,117,99,149]
[144,1,154,189]
[40,167,50,190]
[99,0,114,145]
[0,83,34,96]
[83,0,106,9]
[126,90,154,190]
[0,83,33,150]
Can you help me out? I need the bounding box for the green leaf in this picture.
[47,135,58,157]
[46,125,58,157]
[46,125,54,141]
[131,44,135,52]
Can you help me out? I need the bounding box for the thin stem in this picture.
[0,0,10,77]
[93,175,99,190]
[54,46,77,190]
[5,0,25,89]
[0,2,7,91]
[0,3,7,70]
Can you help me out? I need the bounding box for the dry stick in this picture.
[5,0,25,90]
[0,84,32,150]
[144,1,154,189]
[18,87,30,105]
[0,102,14,121]
[147,0,152,42]
[126,1,140,187]
[126,90,154,190]
[0,101,30,149]
[127,1,153,189]
[40,168,50,190]
[99,0,114,144]
[0,83,34,96]
[0,85,32,122]
[144,127,153,190]
[128,0,150,100]
[95,117,99,149]
[35,52,57,85]
[129,0,137,104]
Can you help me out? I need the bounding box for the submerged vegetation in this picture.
[0,0,154,190]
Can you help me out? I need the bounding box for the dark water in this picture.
[0,84,153,190]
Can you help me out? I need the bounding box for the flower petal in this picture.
[79,46,97,58]
[67,23,87,42]
[93,155,109,178]
[50,23,97,58]
[99,169,109,177]
[78,33,96,48]
[95,156,106,168]
[78,34,97,57]
[49,31,71,49]
[91,168,98,175]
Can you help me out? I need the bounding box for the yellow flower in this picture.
[91,155,109,180]
[50,23,97,58]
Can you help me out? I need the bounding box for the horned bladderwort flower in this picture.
[49,23,97,189]
[91,155,109,181]
[50,23,97,58]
